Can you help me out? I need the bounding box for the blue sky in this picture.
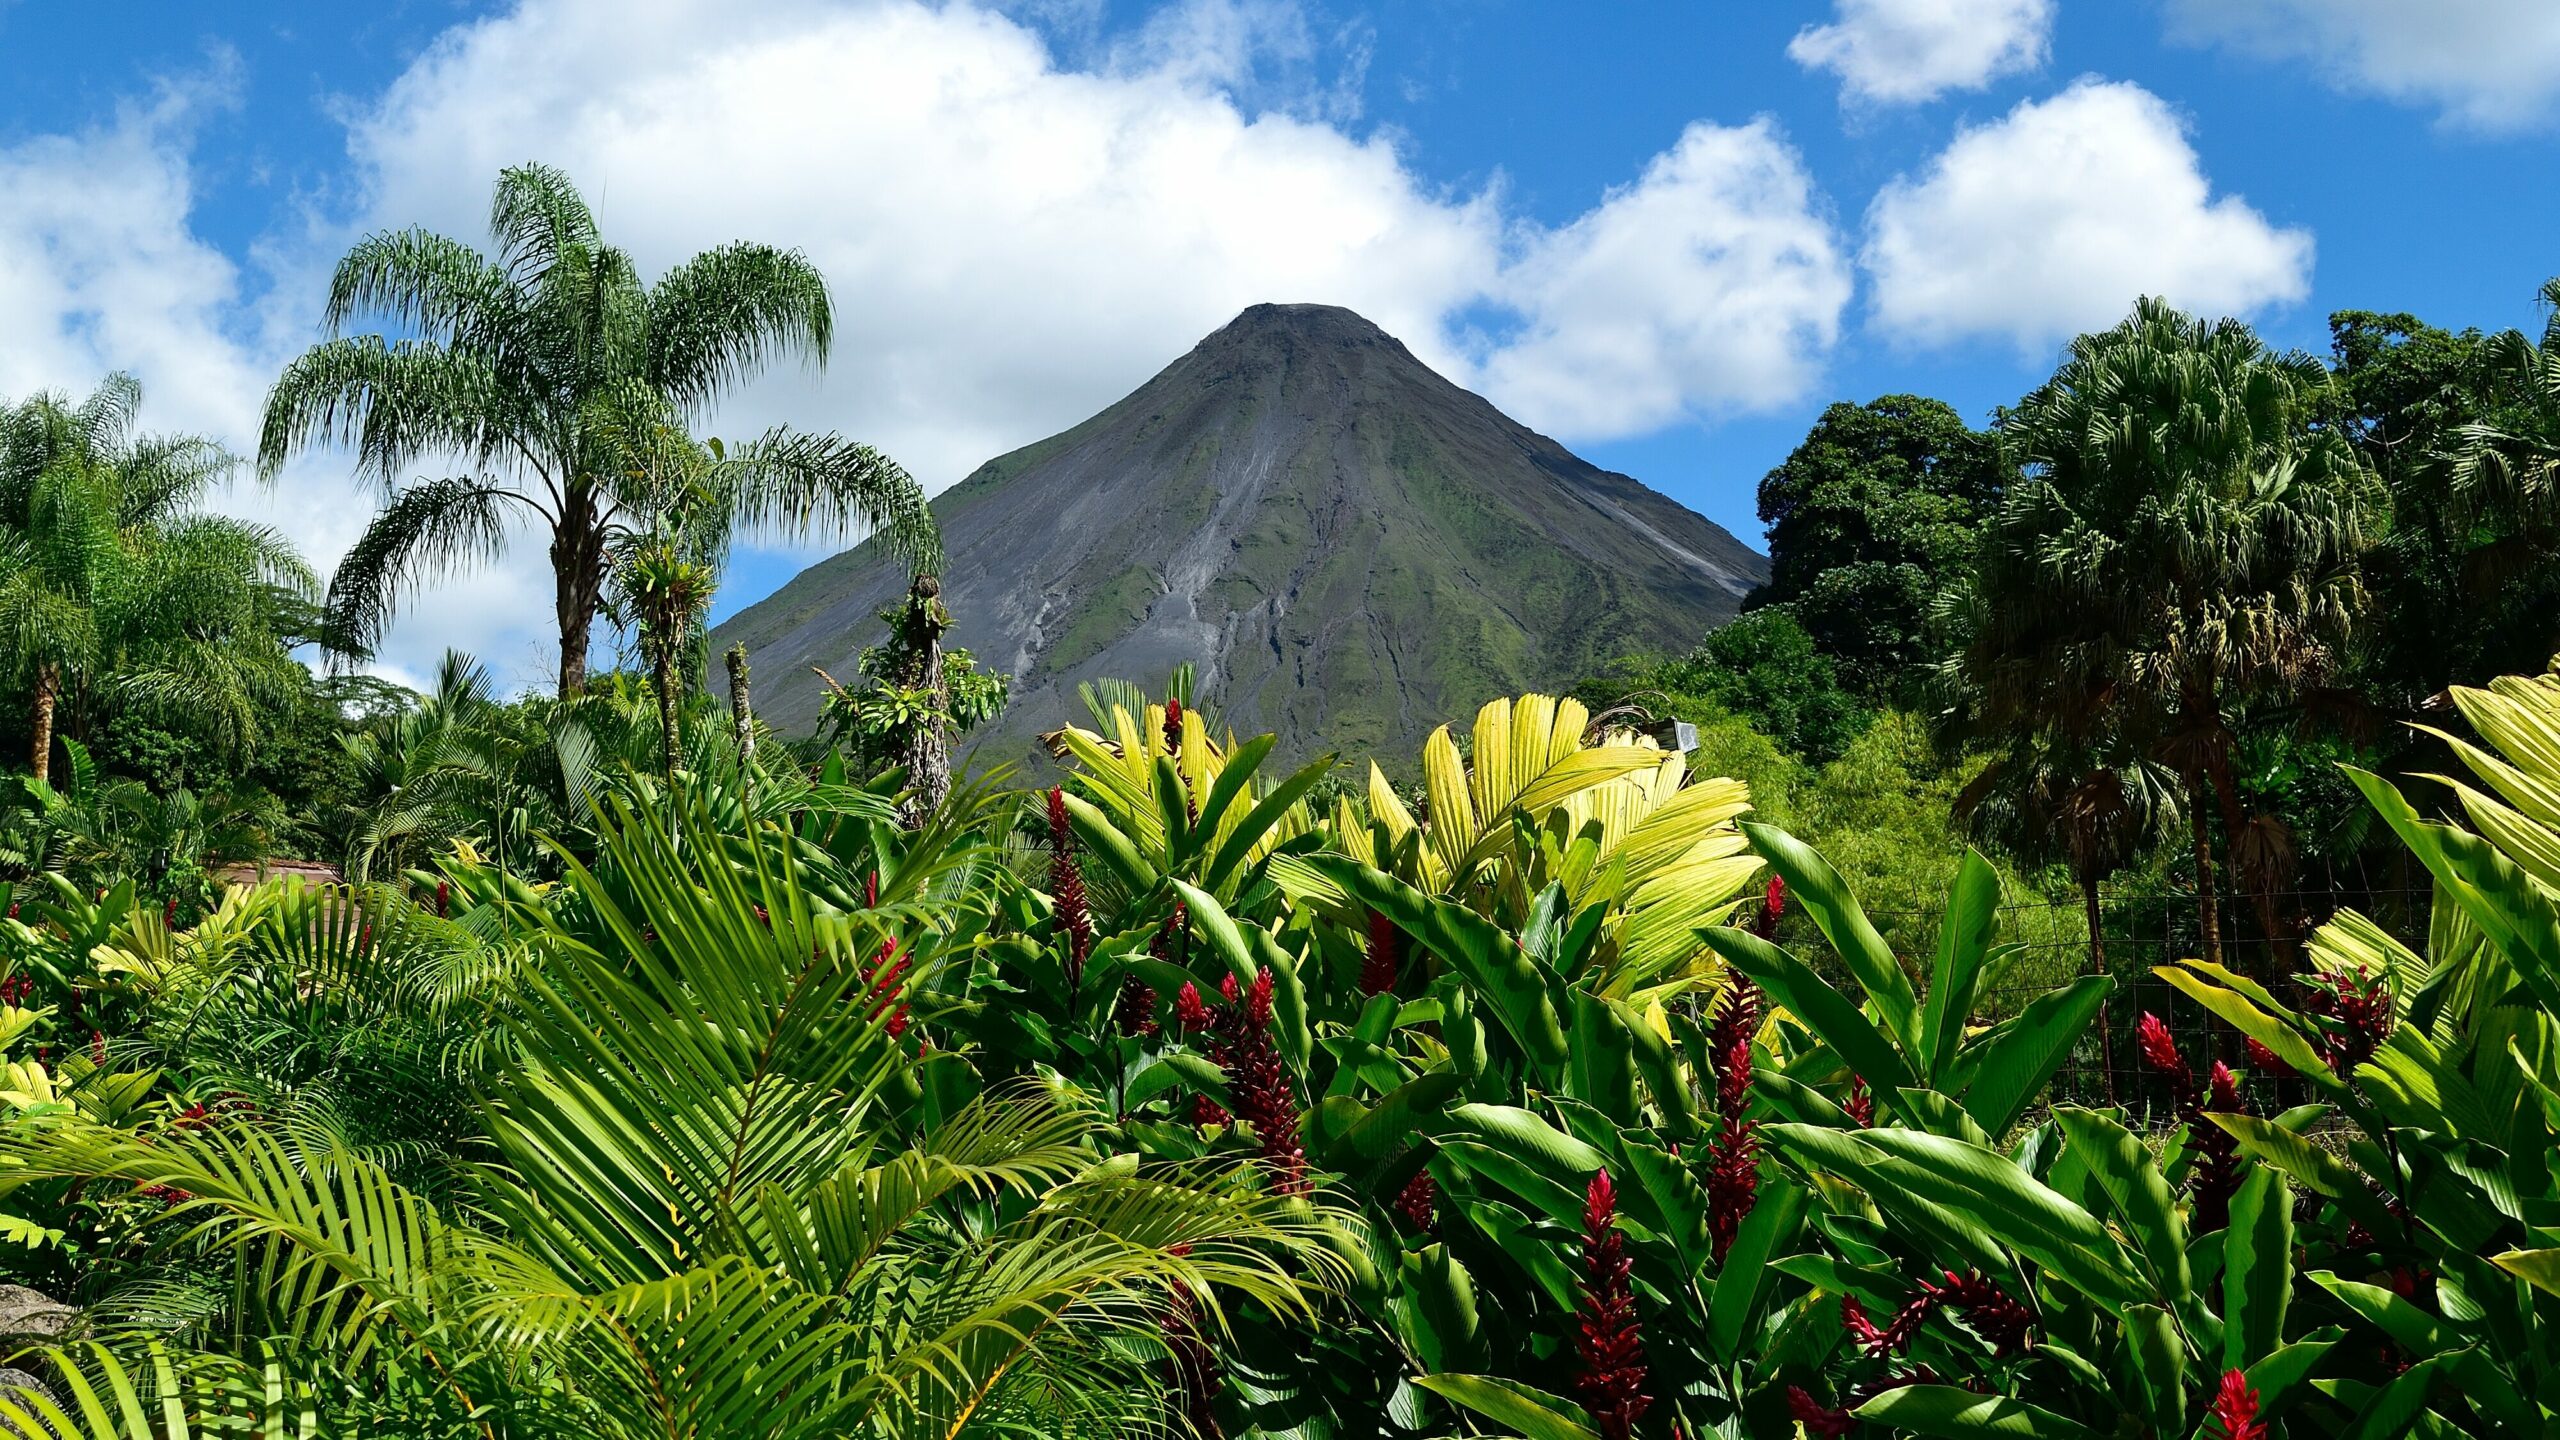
[4,0,2557,689]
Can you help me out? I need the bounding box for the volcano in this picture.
[710,303,1766,760]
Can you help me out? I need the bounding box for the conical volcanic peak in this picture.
[712,305,1766,760]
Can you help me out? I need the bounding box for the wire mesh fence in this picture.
[1853,884,2434,1123]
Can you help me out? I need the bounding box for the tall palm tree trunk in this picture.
[652,640,682,778]
[2080,867,2118,1105]
[554,496,605,698]
[2203,744,2293,975]
[28,663,59,786]
[2181,766,2225,972]
[896,573,951,826]
[725,644,756,809]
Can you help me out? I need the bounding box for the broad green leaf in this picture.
[1706,1176,1803,1361]
[1700,925,1917,1110]
[1852,1385,2095,1438]
[1921,850,2003,1080]
[1412,1374,1600,1440]
[1954,976,2110,1136]
[2155,964,2343,1097]
[1848,1127,2149,1312]
[2118,1304,2185,1439]
[2310,1272,2446,1356]
[1309,856,1570,1067]
[1742,821,1920,1052]
[2053,1107,2189,1311]
[2223,1166,2293,1367]
[2492,1247,2560,1298]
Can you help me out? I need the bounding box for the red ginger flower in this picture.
[2208,1368,2265,1440]
[1574,1171,1650,1440]
[2302,965,2393,1072]
[1163,697,1186,752]
[2243,1036,2295,1078]
[1045,788,1094,989]
[1216,972,1303,1193]
[864,938,912,1038]
[1787,1386,1857,1437]
[1117,909,1181,1037]
[435,880,451,917]
[1704,974,1763,1261]
[1176,981,1215,1030]
[1361,910,1400,997]
[2190,1059,2249,1232]
[1843,1293,1933,1359]
[1395,1167,1437,1229]
[1932,1269,2033,1357]
[1844,1076,1874,1128]
[1753,874,1786,940]
[2135,1012,2198,1108]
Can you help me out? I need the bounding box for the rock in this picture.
[0,1366,60,1436]
[0,1290,70,1345]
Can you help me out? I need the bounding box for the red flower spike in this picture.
[1935,1269,2034,1357]
[863,939,912,1038]
[2207,1369,2266,1440]
[1845,1076,1875,1128]
[1245,968,1274,1026]
[1163,696,1185,753]
[2242,1036,2294,1078]
[1395,1168,1437,1229]
[1175,981,1214,1030]
[2136,1012,2201,1110]
[1703,974,1762,1260]
[2208,1061,2243,1112]
[2301,965,2393,1073]
[2190,1057,2250,1232]
[1574,1170,1650,1440]
[1114,976,1160,1037]
[1045,788,1094,988]
[434,880,451,917]
[1788,1386,1857,1438]
[163,896,177,927]
[1361,910,1400,997]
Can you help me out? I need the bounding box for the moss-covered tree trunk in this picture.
[897,573,951,826]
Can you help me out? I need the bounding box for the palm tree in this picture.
[1954,298,2372,972]
[0,376,315,784]
[2448,275,2560,670]
[259,163,938,697]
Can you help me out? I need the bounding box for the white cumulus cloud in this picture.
[1861,79,2313,353]
[1789,0,2052,105]
[1482,120,1850,435]
[2166,0,2560,132]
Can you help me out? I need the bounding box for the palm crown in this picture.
[260,163,939,696]
[0,375,313,785]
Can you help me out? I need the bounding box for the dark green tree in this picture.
[1950,298,2374,972]
[1750,394,2006,699]
[2327,305,2558,702]
[1590,609,1867,763]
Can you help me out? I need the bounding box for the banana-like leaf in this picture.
[1413,1374,1601,1440]
[1852,1385,2096,1438]
[1741,821,1919,1053]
